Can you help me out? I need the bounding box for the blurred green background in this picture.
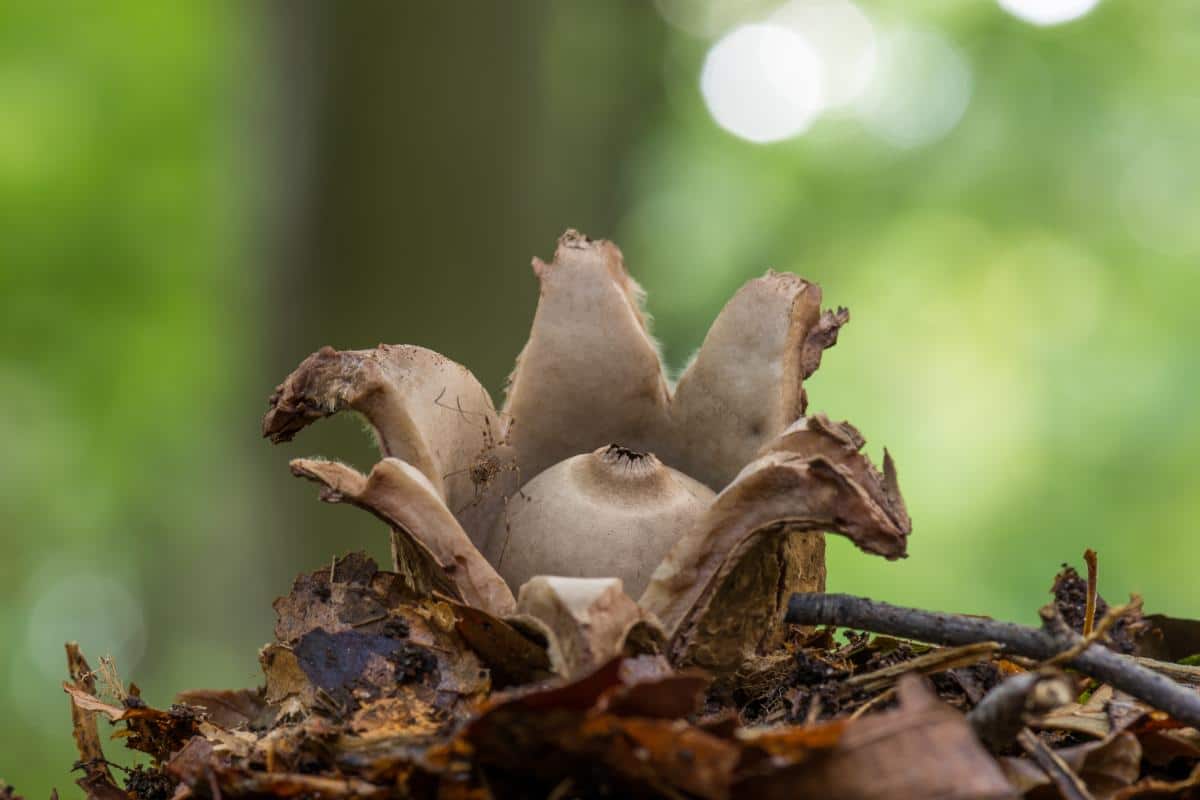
[2,0,1198,793]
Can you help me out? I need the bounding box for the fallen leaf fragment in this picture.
[451,602,553,688]
[63,681,202,762]
[735,675,1016,799]
[1001,732,1142,799]
[174,688,274,731]
[1113,762,1200,798]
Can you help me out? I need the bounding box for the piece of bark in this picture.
[1131,659,1200,687]
[290,457,515,615]
[65,643,124,800]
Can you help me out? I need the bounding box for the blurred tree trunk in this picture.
[257,1,666,572]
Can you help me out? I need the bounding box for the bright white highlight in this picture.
[25,569,146,681]
[701,24,825,144]
[771,0,877,109]
[855,28,972,149]
[998,0,1100,26]
[655,0,777,39]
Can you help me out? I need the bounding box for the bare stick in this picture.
[1017,728,1094,800]
[1041,596,1141,668]
[786,593,1200,728]
[967,670,1074,750]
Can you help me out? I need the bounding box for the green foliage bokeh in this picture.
[1,1,1198,794]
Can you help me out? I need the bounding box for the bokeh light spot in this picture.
[854,27,972,149]
[998,0,1101,27]
[25,567,146,684]
[770,0,877,110]
[701,23,825,143]
[654,0,778,39]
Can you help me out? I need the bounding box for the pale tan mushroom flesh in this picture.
[266,231,910,677]
[485,445,715,597]
[289,457,516,617]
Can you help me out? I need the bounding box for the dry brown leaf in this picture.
[1112,763,1200,799]
[1135,615,1200,663]
[259,554,488,723]
[595,670,711,720]
[571,714,740,800]
[451,602,553,688]
[1001,732,1143,799]
[736,675,1015,799]
[63,680,201,763]
[173,688,274,731]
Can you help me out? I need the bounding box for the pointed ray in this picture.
[290,457,515,616]
[264,344,510,546]
[666,272,848,490]
[503,230,671,483]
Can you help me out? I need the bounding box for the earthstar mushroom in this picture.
[265,230,910,677]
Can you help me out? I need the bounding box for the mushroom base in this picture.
[673,530,826,678]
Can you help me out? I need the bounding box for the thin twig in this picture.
[1134,657,1200,686]
[847,686,895,720]
[1016,728,1095,800]
[967,670,1074,750]
[1041,596,1141,668]
[1082,549,1099,638]
[785,593,1200,728]
[844,641,1000,692]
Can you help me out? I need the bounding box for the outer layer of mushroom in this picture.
[265,230,910,677]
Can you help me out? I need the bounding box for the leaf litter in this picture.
[44,553,1200,799]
